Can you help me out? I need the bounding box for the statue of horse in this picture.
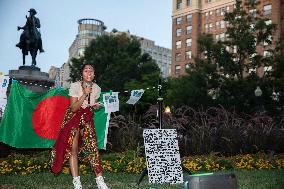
[16,9,44,67]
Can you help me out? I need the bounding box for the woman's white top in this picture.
[69,81,101,108]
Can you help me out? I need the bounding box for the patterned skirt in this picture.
[50,107,102,174]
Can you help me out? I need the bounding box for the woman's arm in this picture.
[69,82,92,112]
[70,94,87,112]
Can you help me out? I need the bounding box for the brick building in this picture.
[171,0,284,76]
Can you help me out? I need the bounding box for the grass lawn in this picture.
[0,169,284,189]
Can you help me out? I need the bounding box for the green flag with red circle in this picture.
[0,80,109,149]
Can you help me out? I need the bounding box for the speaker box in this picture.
[183,172,237,189]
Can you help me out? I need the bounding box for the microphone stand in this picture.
[137,79,191,185]
[137,78,163,185]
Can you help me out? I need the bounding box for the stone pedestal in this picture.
[9,66,55,93]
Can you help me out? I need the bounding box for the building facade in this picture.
[139,37,172,78]
[48,66,60,87]
[60,18,106,88]
[171,0,284,76]
[58,18,172,88]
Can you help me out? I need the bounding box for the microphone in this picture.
[84,83,92,105]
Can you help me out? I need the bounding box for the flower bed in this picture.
[0,152,283,175]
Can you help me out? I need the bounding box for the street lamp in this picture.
[254,86,263,113]
[254,86,262,97]
[164,106,171,113]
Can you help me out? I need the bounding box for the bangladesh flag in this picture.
[0,80,109,149]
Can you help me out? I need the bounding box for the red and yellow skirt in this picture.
[50,107,102,174]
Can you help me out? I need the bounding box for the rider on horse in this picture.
[16,8,44,54]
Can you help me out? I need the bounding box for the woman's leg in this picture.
[91,144,108,189]
[69,130,82,189]
[69,130,80,176]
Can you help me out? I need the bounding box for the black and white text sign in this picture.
[143,129,183,184]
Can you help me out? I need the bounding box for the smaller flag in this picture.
[0,76,9,114]
[103,92,119,113]
[126,89,144,105]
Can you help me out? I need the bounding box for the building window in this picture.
[250,24,255,32]
[209,23,213,32]
[79,38,90,46]
[175,53,181,61]
[220,33,225,41]
[216,9,220,15]
[216,21,220,29]
[265,19,272,25]
[176,17,182,25]
[249,9,257,17]
[220,20,225,29]
[175,65,181,75]
[205,24,208,32]
[186,38,192,47]
[185,63,191,70]
[187,0,192,6]
[186,25,192,34]
[176,41,182,49]
[205,12,209,17]
[225,46,230,52]
[226,6,230,12]
[204,50,208,59]
[263,35,272,46]
[263,4,272,15]
[185,51,192,59]
[264,50,272,57]
[215,34,219,41]
[177,0,182,9]
[176,28,182,37]
[186,14,192,22]
[233,45,237,53]
[205,0,212,3]
[78,48,85,57]
[221,7,226,15]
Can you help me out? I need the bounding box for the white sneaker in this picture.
[96,176,109,189]
[73,176,83,189]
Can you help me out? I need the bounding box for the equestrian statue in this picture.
[16,8,45,66]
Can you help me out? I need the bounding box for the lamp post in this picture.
[164,106,171,114]
[254,86,263,113]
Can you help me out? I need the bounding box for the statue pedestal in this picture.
[19,65,41,72]
[9,66,55,93]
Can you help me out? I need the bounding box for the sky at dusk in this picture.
[0,0,172,74]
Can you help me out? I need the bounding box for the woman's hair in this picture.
[80,63,95,76]
[80,63,96,82]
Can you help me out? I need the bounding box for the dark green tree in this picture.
[124,53,161,114]
[165,59,217,108]
[222,0,277,79]
[69,33,161,114]
[166,0,279,112]
[69,57,84,82]
[70,34,160,91]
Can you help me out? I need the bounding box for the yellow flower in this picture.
[62,167,70,174]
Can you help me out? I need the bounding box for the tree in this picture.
[69,33,161,114]
[124,53,161,114]
[69,57,84,82]
[221,0,277,79]
[166,0,279,112]
[165,59,217,109]
[70,34,160,91]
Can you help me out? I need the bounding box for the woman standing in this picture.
[50,64,109,189]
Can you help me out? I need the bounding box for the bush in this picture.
[107,106,284,156]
